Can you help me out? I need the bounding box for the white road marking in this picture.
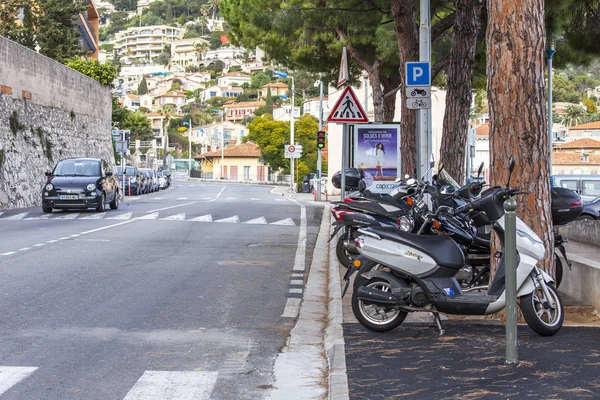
[136,212,159,220]
[289,288,303,294]
[69,234,80,238]
[105,212,132,220]
[177,197,188,200]
[291,273,304,278]
[123,371,218,400]
[243,217,268,225]
[1,252,16,256]
[270,218,296,226]
[188,214,212,222]
[46,240,58,244]
[146,202,197,213]
[215,187,226,198]
[0,367,38,396]
[201,197,212,200]
[153,197,164,200]
[58,237,69,240]
[2,212,28,220]
[74,239,110,242]
[214,216,240,223]
[293,205,307,272]
[18,247,31,251]
[250,198,261,201]
[53,213,79,220]
[126,196,140,200]
[160,213,186,221]
[282,298,301,318]
[0,212,3,217]
[290,279,303,285]
[33,243,45,247]
[276,198,287,202]
[79,220,135,235]
[24,214,52,220]
[226,197,236,200]
[79,212,106,220]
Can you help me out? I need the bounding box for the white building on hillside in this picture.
[171,37,210,67]
[217,72,251,87]
[303,97,329,121]
[114,25,185,64]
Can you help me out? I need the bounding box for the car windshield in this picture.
[125,167,136,176]
[53,160,100,177]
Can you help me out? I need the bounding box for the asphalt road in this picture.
[0,177,324,399]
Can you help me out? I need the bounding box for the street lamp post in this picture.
[275,71,295,193]
[546,43,556,178]
[220,131,224,179]
[184,119,192,178]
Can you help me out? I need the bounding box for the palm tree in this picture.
[562,105,588,127]
[160,104,176,169]
[194,41,209,62]
[123,112,152,141]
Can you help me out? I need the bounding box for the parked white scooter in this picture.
[352,157,563,336]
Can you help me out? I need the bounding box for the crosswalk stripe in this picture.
[123,371,218,400]
[2,212,29,220]
[215,215,240,223]
[250,198,261,201]
[188,214,212,222]
[243,217,268,225]
[105,212,133,220]
[24,214,52,220]
[136,212,159,220]
[153,197,164,200]
[79,212,106,220]
[271,218,296,226]
[53,213,79,220]
[177,197,188,200]
[160,213,186,221]
[282,298,301,318]
[201,197,212,200]
[0,366,38,396]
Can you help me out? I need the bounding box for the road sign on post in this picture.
[327,86,369,123]
[284,144,302,158]
[405,62,432,110]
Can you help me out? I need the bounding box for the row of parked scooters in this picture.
[331,157,581,337]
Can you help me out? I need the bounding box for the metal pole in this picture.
[188,118,192,178]
[290,76,295,193]
[317,77,323,201]
[341,123,348,201]
[504,198,518,364]
[419,0,431,182]
[546,44,556,177]
[220,132,224,178]
[121,130,126,196]
[162,118,167,170]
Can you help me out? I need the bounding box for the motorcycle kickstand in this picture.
[431,312,445,336]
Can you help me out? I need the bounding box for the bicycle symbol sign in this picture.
[407,97,431,110]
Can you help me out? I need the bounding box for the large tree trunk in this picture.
[391,0,419,177]
[487,0,554,275]
[381,76,401,123]
[439,0,484,183]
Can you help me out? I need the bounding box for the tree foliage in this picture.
[583,98,598,114]
[36,0,87,63]
[562,105,588,127]
[137,77,149,95]
[123,112,153,141]
[66,58,118,87]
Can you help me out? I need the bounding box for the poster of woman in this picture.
[353,125,400,187]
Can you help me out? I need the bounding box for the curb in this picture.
[324,209,350,400]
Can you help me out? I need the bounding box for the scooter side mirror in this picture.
[406,178,417,186]
[358,180,367,192]
[477,162,484,178]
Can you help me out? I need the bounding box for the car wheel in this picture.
[577,214,595,221]
[96,193,106,212]
[42,205,53,213]
[110,191,119,210]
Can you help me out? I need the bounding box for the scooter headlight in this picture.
[398,216,414,232]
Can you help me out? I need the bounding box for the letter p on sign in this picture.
[406,62,431,86]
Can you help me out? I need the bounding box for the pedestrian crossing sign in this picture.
[327,86,369,123]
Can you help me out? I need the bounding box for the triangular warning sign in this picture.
[327,86,369,123]
[337,47,349,87]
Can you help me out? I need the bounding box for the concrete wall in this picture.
[559,255,600,312]
[0,36,114,209]
[558,220,600,246]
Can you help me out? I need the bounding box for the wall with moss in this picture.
[0,37,114,209]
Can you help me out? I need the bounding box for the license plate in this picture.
[58,194,79,200]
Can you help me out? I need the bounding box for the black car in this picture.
[42,158,120,213]
[579,196,600,220]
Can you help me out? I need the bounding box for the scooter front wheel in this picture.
[520,283,564,336]
[351,278,407,332]
[555,255,563,289]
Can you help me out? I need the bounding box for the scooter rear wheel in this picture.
[555,255,563,289]
[520,284,564,336]
[351,278,407,332]
[336,231,360,269]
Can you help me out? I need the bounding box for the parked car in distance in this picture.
[553,174,600,202]
[157,171,166,189]
[120,166,141,196]
[42,158,119,213]
[578,195,600,220]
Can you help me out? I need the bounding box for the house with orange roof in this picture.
[154,90,187,111]
[224,101,266,122]
[195,142,268,181]
[258,82,289,99]
[217,72,251,87]
[552,138,600,174]
[567,121,600,140]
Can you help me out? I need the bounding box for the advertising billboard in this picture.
[353,124,401,193]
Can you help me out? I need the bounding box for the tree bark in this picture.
[439,0,484,183]
[381,76,401,123]
[487,0,554,275]
[391,0,419,177]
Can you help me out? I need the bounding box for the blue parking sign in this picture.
[406,62,431,86]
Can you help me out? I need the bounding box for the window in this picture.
[560,180,578,192]
[582,180,600,197]
[244,166,250,180]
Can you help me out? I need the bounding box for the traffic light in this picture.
[124,130,131,148]
[317,130,326,149]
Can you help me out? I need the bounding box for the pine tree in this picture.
[265,88,273,114]
[0,0,25,41]
[36,0,87,63]
[137,77,149,95]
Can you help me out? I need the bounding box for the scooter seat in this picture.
[365,227,466,269]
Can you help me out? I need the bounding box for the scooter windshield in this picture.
[437,169,461,189]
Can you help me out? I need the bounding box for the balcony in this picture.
[77,13,97,52]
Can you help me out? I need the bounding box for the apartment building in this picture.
[114,25,185,64]
[171,38,210,67]
[77,0,100,59]
[223,101,265,122]
[258,82,288,99]
[217,72,251,87]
